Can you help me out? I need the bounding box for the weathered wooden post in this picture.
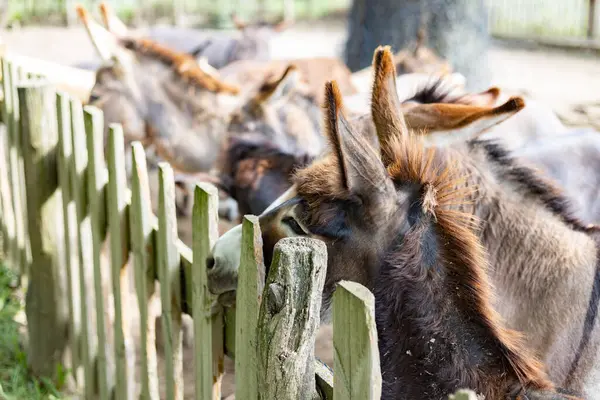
[129,142,160,400]
[18,80,69,380]
[235,215,265,400]
[107,123,135,399]
[333,281,381,399]
[157,162,184,400]
[589,0,597,38]
[257,237,327,400]
[56,91,83,387]
[70,98,97,399]
[190,183,225,400]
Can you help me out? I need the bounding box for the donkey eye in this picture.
[282,216,306,235]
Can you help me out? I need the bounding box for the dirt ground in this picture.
[3,21,599,399]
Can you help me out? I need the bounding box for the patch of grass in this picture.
[0,264,64,400]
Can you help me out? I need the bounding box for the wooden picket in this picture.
[156,163,183,400]
[56,91,83,385]
[190,183,223,400]
[107,124,135,399]
[130,142,160,400]
[0,54,481,400]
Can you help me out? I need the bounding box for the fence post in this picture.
[190,183,224,400]
[156,162,183,400]
[18,80,70,381]
[84,105,113,398]
[333,281,381,400]
[107,123,135,400]
[235,215,265,400]
[257,237,327,400]
[589,0,597,38]
[6,61,29,281]
[0,58,15,269]
[70,98,98,399]
[129,142,160,400]
[56,91,83,387]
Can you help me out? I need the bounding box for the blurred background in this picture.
[0,0,598,127]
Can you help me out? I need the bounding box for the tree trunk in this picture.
[344,0,491,91]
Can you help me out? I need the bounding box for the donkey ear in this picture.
[76,3,119,62]
[254,65,300,104]
[325,81,388,198]
[403,97,525,144]
[99,1,129,37]
[455,87,501,107]
[371,46,410,165]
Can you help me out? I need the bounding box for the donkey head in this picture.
[218,136,313,217]
[77,4,242,173]
[208,46,450,320]
[227,64,325,157]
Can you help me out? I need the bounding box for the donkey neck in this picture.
[142,64,233,172]
[375,218,532,399]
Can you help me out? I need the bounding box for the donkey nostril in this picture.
[206,256,215,270]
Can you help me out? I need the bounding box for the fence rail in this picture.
[0,53,481,399]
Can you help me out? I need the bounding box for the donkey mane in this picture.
[405,77,463,104]
[382,134,553,390]
[120,37,241,94]
[473,139,599,233]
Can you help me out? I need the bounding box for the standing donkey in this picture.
[77,4,242,174]
[208,47,600,399]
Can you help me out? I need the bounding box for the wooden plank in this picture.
[235,215,264,400]
[107,123,135,400]
[12,63,32,279]
[256,237,327,400]
[156,163,183,400]
[56,92,83,386]
[6,61,27,280]
[333,281,381,400]
[129,142,160,400]
[8,53,94,103]
[0,58,15,268]
[18,81,70,379]
[70,98,97,400]
[190,183,223,400]
[84,105,112,399]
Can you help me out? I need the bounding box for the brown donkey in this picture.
[208,48,600,398]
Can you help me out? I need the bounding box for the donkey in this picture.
[208,47,600,398]
[216,136,312,218]
[185,13,291,69]
[98,3,289,69]
[77,4,243,174]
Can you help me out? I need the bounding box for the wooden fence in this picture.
[488,0,599,39]
[0,51,382,399]
[0,52,481,399]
